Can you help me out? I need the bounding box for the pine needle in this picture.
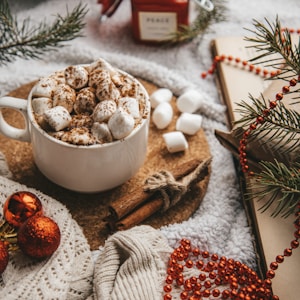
[0,1,88,65]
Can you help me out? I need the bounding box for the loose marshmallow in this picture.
[64,65,89,89]
[32,97,53,115]
[108,108,135,139]
[91,122,113,143]
[176,89,202,113]
[176,112,203,135]
[44,106,72,131]
[92,100,117,122]
[53,84,76,113]
[74,87,97,115]
[150,88,173,108]
[118,97,140,119]
[32,77,57,98]
[152,102,173,129]
[163,131,188,153]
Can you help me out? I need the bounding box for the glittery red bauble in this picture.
[0,240,9,274]
[17,215,61,259]
[3,191,43,228]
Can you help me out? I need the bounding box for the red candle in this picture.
[130,0,189,43]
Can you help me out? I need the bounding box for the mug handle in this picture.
[0,97,31,142]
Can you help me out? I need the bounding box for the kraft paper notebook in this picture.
[211,36,300,299]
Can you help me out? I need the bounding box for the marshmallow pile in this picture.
[150,88,203,153]
[31,59,149,145]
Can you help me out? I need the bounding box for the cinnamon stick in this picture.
[106,158,202,222]
[109,157,211,231]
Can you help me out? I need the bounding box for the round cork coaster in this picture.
[0,79,211,250]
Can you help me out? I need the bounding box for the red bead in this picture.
[193,282,202,291]
[282,85,290,93]
[266,270,275,279]
[185,260,193,268]
[199,273,206,281]
[269,101,277,108]
[164,294,172,300]
[196,260,204,269]
[212,289,220,297]
[270,262,278,270]
[204,280,211,288]
[291,240,299,249]
[289,78,297,86]
[202,251,209,258]
[284,248,292,256]
[214,277,222,285]
[190,276,197,284]
[295,229,300,239]
[256,116,265,124]
[276,255,284,263]
[166,275,173,284]
[202,289,210,297]
[242,60,248,66]
[184,281,193,291]
[264,278,272,287]
[192,248,200,256]
[275,93,283,100]
[176,276,184,286]
[180,291,188,299]
[249,65,254,71]
[201,72,207,79]
[164,285,172,293]
[250,123,257,130]
[222,289,231,299]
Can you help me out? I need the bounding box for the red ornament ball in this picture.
[0,240,9,274]
[17,215,61,259]
[3,191,43,228]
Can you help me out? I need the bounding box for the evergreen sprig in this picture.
[249,160,300,217]
[236,18,300,217]
[245,16,300,81]
[167,0,227,45]
[0,1,87,65]
[236,94,300,154]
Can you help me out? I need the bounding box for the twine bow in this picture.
[144,157,211,211]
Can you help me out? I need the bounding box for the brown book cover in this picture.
[211,36,300,299]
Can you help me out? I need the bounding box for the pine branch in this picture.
[234,17,300,217]
[0,1,88,65]
[167,0,227,45]
[245,16,300,80]
[235,94,300,154]
[248,160,300,217]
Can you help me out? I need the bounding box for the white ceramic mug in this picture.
[0,69,150,193]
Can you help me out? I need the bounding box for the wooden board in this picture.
[0,79,211,250]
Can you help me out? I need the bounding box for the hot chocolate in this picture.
[31,59,149,145]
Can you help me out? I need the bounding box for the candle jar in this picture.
[130,0,189,43]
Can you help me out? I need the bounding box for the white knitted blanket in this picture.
[1,0,299,299]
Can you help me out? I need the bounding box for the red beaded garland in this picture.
[193,29,300,300]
